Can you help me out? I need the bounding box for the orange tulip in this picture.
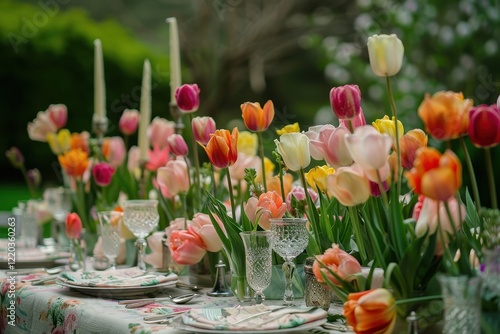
[202,128,238,169]
[266,174,294,199]
[65,212,83,239]
[418,91,473,140]
[313,244,362,286]
[241,100,275,132]
[70,132,90,154]
[343,288,397,334]
[405,147,462,201]
[58,148,89,178]
[399,129,428,169]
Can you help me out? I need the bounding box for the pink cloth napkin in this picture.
[182,305,327,331]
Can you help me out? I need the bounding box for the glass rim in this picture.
[123,199,158,207]
[239,231,274,236]
[269,218,307,224]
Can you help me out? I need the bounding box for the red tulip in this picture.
[330,84,362,120]
[468,104,500,148]
[66,212,83,239]
[202,128,238,169]
[92,162,115,186]
[175,84,200,113]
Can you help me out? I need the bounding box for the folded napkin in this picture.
[182,305,327,331]
[58,267,178,288]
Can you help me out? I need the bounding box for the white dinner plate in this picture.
[171,316,327,334]
[56,278,177,299]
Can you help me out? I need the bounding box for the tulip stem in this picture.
[485,147,498,210]
[226,168,236,221]
[459,137,481,211]
[188,113,201,213]
[349,206,367,264]
[385,76,402,196]
[376,169,389,208]
[258,132,267,193]
[299,168,320,248]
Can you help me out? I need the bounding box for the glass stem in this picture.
[136,238,147,272]
[282,260,296,305]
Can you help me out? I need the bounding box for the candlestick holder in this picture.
[92,115,108,146]
[138,160,148,199]
[169,102,185,134]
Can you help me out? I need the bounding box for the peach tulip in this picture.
[58,148,89,178]
[308,124,353,168]
[241,100,275,132]
[399,129,428,170]
[46,104,67,130]
[119,109,139,135]
[418,91,473,140]
[168,229,206,265]
[102,137,126,168]
[245,191,287,230]
[192,116,216,146]
[330,84,362,120]
[313,243,362,285]
[405,148,462,201]
[367,33,404,77]
[229,152,260,182]
[327,164,370,207]
[343,288,397,334]
[266,174,293,199]
[274,132,310,171]
[345,125,393,171]
[65,212,83,239]
[157,159,190,196]
[148,117,176,149]
[190,213,224,252]
[202,128,239,169]
[175,84,200,113]
[27,110,58,142]
[415,196,466,255]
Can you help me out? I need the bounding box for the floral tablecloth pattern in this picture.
[0,276,347,334]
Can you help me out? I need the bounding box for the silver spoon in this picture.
[121,293,196,308]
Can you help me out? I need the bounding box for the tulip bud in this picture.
[175,84,200,113]
[66,212,83,239]
[468,104,500,148]
[367,34,404,77]
[46,104,68,130]
[6,147,24,169]
[167,134,189,156]
[192,116,216,146]
[330,85,362,120]
[27,168,42,189]
[119,109,139,135]
[92,162,115,187]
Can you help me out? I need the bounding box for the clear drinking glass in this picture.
[44,187,72,247]
[122,200,159,271]
[97,211,122,270]
[270,218,309,306]
[240,231,274,304]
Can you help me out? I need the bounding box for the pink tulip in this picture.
[308,124,353,168]
[127,146,140,172]
[119,109,139,135]
[339,108,367,129]
[27,110,58,142]
[345,125,392,170]
[286,185,319,214]
[190,213,223,252]
[415,197,466,255]
[145,146,170,172]
[148,117,176,149]
[468,104,500,148]
[103,137,126,168]
[330,84,362,120]
[327,164,370,206]
[47,104,67,130]
[192,116,216,145]
[92,162,115,187]
[175,84,200,113]
[304,125,325,160]
[168,229,206,265]
[313,243,362,286]
[65,212,83,239]
[245,191,288,230]
[229,152,261,182]
[167,134,189,157]
[157,159,190,196]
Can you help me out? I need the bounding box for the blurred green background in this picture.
[1,0,499,209]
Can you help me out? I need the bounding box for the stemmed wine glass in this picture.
[43,187,72,247]
[240,231,274,304]
[270,218,309,306]
[122,200,159,271]
[97,211,122,270]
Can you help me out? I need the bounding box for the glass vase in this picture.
[69,239,87,272]
[230,273,254,302]
[438,275,482,334]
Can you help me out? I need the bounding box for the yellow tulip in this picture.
[47,129,71,155]
[372,115,404,144]
[305,165,335,193]
[237,131,258,156]
[276,122,300,135]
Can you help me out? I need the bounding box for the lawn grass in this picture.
[0,184,32,211]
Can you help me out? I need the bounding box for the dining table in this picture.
[0,264,350,334]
